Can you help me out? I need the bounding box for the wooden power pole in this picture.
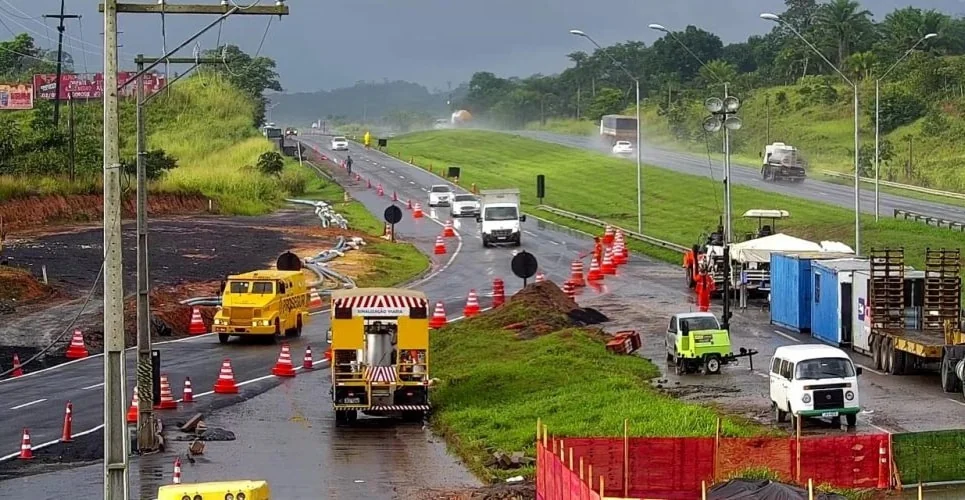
[43,1,80,127]
[98,2,289,499]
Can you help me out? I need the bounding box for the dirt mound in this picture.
[0,193,211,233]
[476,281,608,338]
[0,265,56,307]
[412,482,535,500]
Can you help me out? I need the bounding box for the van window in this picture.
[278,281,286,294]
[814,273,821,303]
[779,360,793,380]
[669,317,677,333]
[794,357,855,380]
[770,357,782,374]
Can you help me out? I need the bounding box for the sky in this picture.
[2,0,965,93]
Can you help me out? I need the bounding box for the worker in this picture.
[346,155,353,175]
[695,271,715,312]
[592,236,603,264]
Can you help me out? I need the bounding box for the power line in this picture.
[0,1,107,55]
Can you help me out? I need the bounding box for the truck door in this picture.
[841,282,853,346]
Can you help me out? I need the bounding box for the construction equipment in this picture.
[156,480,271,500]
[682,221,725,290]
[761,143,807,183]
[665,312,758,375]
[327,288,431,424]
[211,269,311,345]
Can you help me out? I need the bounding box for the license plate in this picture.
[343,398,360,404]
[821,411,839,418]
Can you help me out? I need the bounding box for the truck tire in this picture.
[871,336,882,371]
[846,414,857,428]
[941,353,961,393]
[704,355,721,375]
[218,333,230,344]
[774,403,787,423]
[882,341,894,374]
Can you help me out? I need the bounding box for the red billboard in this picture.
[33,72,166,100]
[0,84,34,109]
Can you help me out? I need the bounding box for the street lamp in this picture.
[874,33,937,221]
[761,12,862,256]
[570,29,644,234]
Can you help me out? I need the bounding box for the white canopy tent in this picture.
[730,233,822,263]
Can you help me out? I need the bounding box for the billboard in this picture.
[32,72,166,100]
[0,84,34,110]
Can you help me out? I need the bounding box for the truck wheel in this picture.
[941,353,961,393]
[286,316,303,338]
[882,341,894,374]
[674,358,684,376]
[704,355,721,375]
[218,333,230,344]
[871,337,882,371]
[891,347,907,375]
[846,414,857,428]
[774,403,787,423]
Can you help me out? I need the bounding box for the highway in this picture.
[515,130,965,221]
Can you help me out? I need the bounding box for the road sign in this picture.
[511,251,538,285]
[384,205,403,224]
[277,251,302,271]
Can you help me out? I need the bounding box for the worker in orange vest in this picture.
[695,271,715,312]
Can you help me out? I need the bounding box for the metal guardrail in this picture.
[534,205,688,253]
[820,170,965,201]
[893,208,965,232]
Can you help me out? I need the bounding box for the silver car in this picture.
[450,194,480,217]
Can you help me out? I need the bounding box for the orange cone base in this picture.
[272,365,296,377]
[429,318,447,329]
[65,347,88,359]
[434,246,446,255]
[213,381,238,394]
[154,400,177,410]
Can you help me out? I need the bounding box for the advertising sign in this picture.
[33,72,166,100]
[0,84,34,110]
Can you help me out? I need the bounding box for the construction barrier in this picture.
[892,430,965,485]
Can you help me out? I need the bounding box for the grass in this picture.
[525,118,597,136]
[892,430,965,484]
[430,300,763,482]
[387,129,965,277]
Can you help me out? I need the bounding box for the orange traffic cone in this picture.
[377,184,384,196]
[443,220,455,237]
[613,240,627,265]
[271,342,297,377]
[60,401,73,443]
[601,248,616,275]
[433,235,446,255]
[155,374,178,409]
[535,271,545,283]
[603,225,615,245]
[429,302,447,329]
[567,260,585,287]
[303,345,315,370]
[64,329,88,359]
[126,387,139,423]
[10,353,23,377]
[563,281,576,300]
[18,428,33,460]
[492,278,505,308]
[309,288,323,308]
[173,456,182,484]
[413,203,424,219]
[182,377,194,403]
[463,290,480,317]
[587,256,604,281]
[188,307,206,335]
[214,359,239,394]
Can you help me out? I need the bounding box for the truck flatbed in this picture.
[880,328,950,360]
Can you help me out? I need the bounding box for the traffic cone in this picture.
[429,302,447,329]
[615,231,629,259]
[587,256,604,281]
[173,457,182,484]
[10,353,23,377]
[126,387,139,423]
[877,440,889,488]
[213,359,239,394]
[443,220,456,237]
[613,240,627,265]
[271,342,297,377]
[392,191,398,202]
[324,347,333,361]
[407,199,413,210]
[413,203,424,219]
[182,377,194,403]
[188,307,207,335]
[567,260,586,287]
[563,281,576,300]
[601,248,616,275]
[433,235,446,255]
[303,345,315,370]
[60,401,73,443]
[603,225,615,245]
[354,173,361,181]
[309,288,323,308]
[64,329,88,359]
[463,290,480,317]
[492,278,505,308]
[535,271,545,283]
[18,428,32,460]
[155,374,178,410]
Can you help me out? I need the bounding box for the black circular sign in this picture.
[384,205,403,224]
[511,251,538,280]
[276,251,303,271]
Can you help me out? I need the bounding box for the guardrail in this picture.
[820,170,965,201]
[534,205,688,253]
[893,209,965,232]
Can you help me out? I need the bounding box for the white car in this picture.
[428,185,453,207]
[330,136,349,151]
[450,194,480,217]
[769,344,861,428]
[612,141,633,155]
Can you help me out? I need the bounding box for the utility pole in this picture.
[43,1,81,127]
[98,2,288,498]
[68,92,75,183]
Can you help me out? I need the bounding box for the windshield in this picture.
[431,186,451,193]
[228,280,273,294]
[264,128,282,138]
[484,206,518,221]
[454,195,476,202]
[769,149,805,165]
[617,142,631,146]
[794,357,855,380]
[333,137,346,142]
[680,316,719,332]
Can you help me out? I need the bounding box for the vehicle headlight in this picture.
[845,391,854,401]
[263,320,271,326]
[802,394,811,404]
[238,494,246,500]
[251,321,258,326]
[194,496,203,500]
[182,496,191,500]
[225,494,234,500]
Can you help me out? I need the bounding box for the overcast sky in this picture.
[4,0,965,93]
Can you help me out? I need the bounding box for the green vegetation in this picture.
[389,129,965,274]
[459,0,965,192]
[892,430,965,484]
[430,295,762,481]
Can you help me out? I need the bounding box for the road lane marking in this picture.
[946,398,965,407]
[11,398,46,410]
[773,330,802,343]
[82,382,104,390]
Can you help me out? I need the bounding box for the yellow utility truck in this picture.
[212,269,311,344]
[327,288,431,424]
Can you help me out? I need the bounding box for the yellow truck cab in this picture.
[156,480,270,500]
[212,270,310,344]
[328,288,430,424]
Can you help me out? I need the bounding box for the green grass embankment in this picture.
[386,129,965,277]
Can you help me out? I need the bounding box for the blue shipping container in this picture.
[811,259,870,347]
[769,253,814,332]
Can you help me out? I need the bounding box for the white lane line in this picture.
[10,399,46,410]
[409,181,416,185]
[82,382,104,390]
[389,170,395,174]
[773,330,802,344]
[946,398,965,407]
[0,423,105,461]
[399,175,405,179]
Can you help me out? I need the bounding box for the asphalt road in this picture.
[515,130,965,222]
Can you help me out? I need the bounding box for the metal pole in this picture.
[102,0,129,497]
[52,0,66,127]
[68,94,75,183]
[874,80,880,222]
[635,79,642,234]
[135,56,157,452]
[724,125,732,244]
[722,83,728,154]
[853,85,861,256]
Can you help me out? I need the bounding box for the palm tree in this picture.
[813,0,873,65]
[845,51,876,80]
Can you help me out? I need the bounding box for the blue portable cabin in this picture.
[769,252,856,333]
[810,258,871,347]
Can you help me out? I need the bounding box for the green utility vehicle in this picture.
[665,312,758,375]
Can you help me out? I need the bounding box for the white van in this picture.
[769,344,862,428]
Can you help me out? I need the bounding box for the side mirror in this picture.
[856,366,863,376]
[475,216,482,223]
[519,215,527,222]
[326,329,333,344]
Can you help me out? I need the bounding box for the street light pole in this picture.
[761,12,861,255]
[873,33,937,221]
[570,29,643,234]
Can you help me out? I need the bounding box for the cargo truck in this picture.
[327,288,431,424]
[477,188,525,247]
[761,143,807,183]
[600,114,637,146]
[853,248,965,393]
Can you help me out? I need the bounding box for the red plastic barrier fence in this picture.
[536,440,601,500]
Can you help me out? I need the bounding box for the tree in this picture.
[584,88,625,121]
[201,45,282,126]
[121,149,178,180]
[698,60,738,88]
[257,151,284,176]
[814,0,874,65]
